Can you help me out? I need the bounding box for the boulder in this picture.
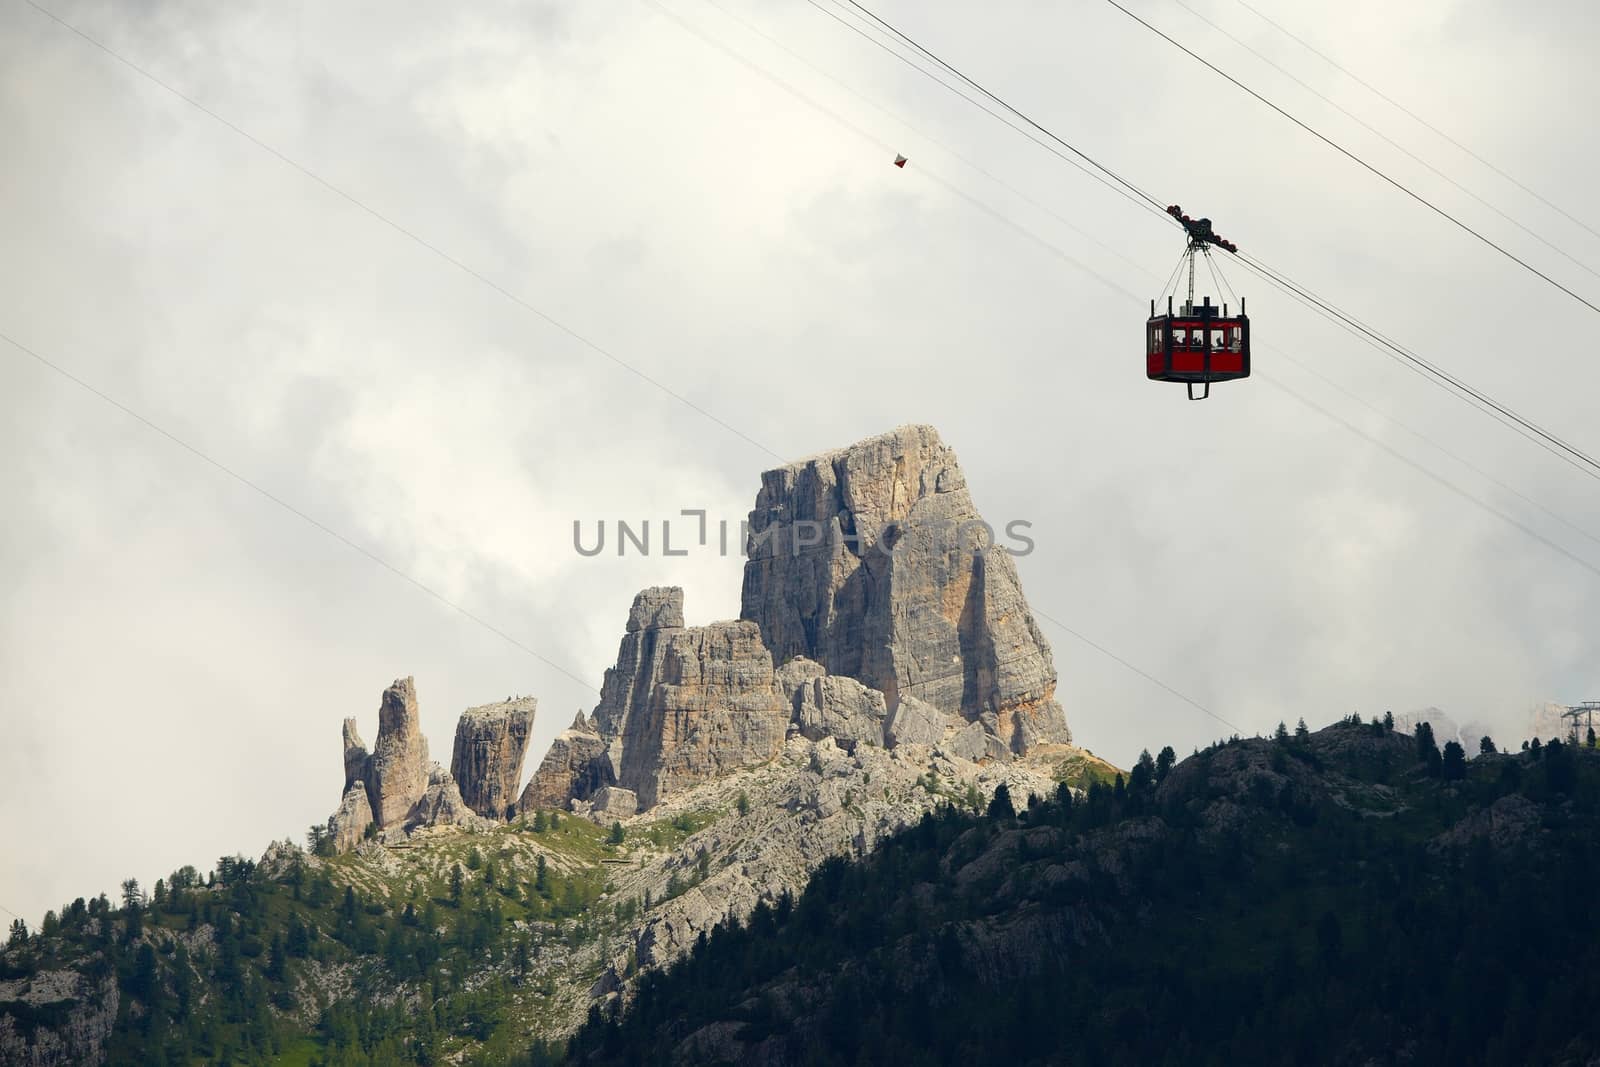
[885,694,950,748]
[740,424,1069,753]
[592,785,639,819]
[450,697,537,820]
[946,721,990,763]
[792,674,888,752]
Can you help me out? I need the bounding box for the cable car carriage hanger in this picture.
[1147,206,1250,400]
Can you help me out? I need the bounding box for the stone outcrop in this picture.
[791,673,889,753]
[521,713,609,814]
[411,764,491,829]
[591,785,639,819]
[370,678,431,827]
[606,613,791,809]
[628,586,685,632]
[530,589,792,813]
[343,719,369,793]
[739,424,1069,754]
[885,694,948,748]
[450,697,537,820]
[339,677,431,830]
[328,782,375,852]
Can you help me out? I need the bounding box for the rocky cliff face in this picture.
[363,677,431,828]
[332,426,1073,831]
[328,782,375,852]
[523,426,1075,816]
[520,714,608,813]
[450,698,537,820]
[740,424,1069,753]
[526,589,793,812]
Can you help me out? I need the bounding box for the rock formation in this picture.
[790,673,889,752]
[411,764,492,830]
[342,719,369,793]
[328,782,374,852]
[739,424,1069,754]
[450,697,537,820]
[591,589,792,809]
[335,676,432,837]
[335,427,1070,826]
[520,713,609,813]
[364,677,431,827]
[523,589,795,812]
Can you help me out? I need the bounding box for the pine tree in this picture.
[1415,722,1442,775]
[1129,750,1157,799]
[532,810,547,833]
[450,864,465,906]
[1295,718,1310,742]
[1442,740,1467,780]
[1480,736,1497,755]
[1155,745,1176,783]
[1274,721,1290,743]
[987,784,1016,820]
[608,822,626,845]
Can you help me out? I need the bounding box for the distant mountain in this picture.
[0,424,1110,1066]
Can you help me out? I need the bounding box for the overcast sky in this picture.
[3,0,1598,925]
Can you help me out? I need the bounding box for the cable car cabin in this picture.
[1146,294,1249,400]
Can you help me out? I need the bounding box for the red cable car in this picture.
[1147,206,1250,400]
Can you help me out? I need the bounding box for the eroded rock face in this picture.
[615,619,791,809]
[329,781,374,853]
[739,424,1069,753]
[592,785,639,819]
[343,719,369,793]
[366,677,431,828]
[521,713,609,814]
[411,764,490,830]
[792,673,889,753]
[537,589,791,812]
[885,694,949,748]
[450,697,537,820]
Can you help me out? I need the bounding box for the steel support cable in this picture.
[836,0,1169,213]
[1172,0,1600,285]
[1232,0,1600,246]
[1259,373,1600,583]
[1234,253,1600,481]
[694,0,1158,278]
[1099,0,1600,318]
[1232,253,1600,481]
[651,0,1142,302]
[804,0,1174,224]
[0,328,603,695]
[761,0,1600,546]
[1260,341,1600,553]
[822,0,1600,483]
[713,0,1600,578]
